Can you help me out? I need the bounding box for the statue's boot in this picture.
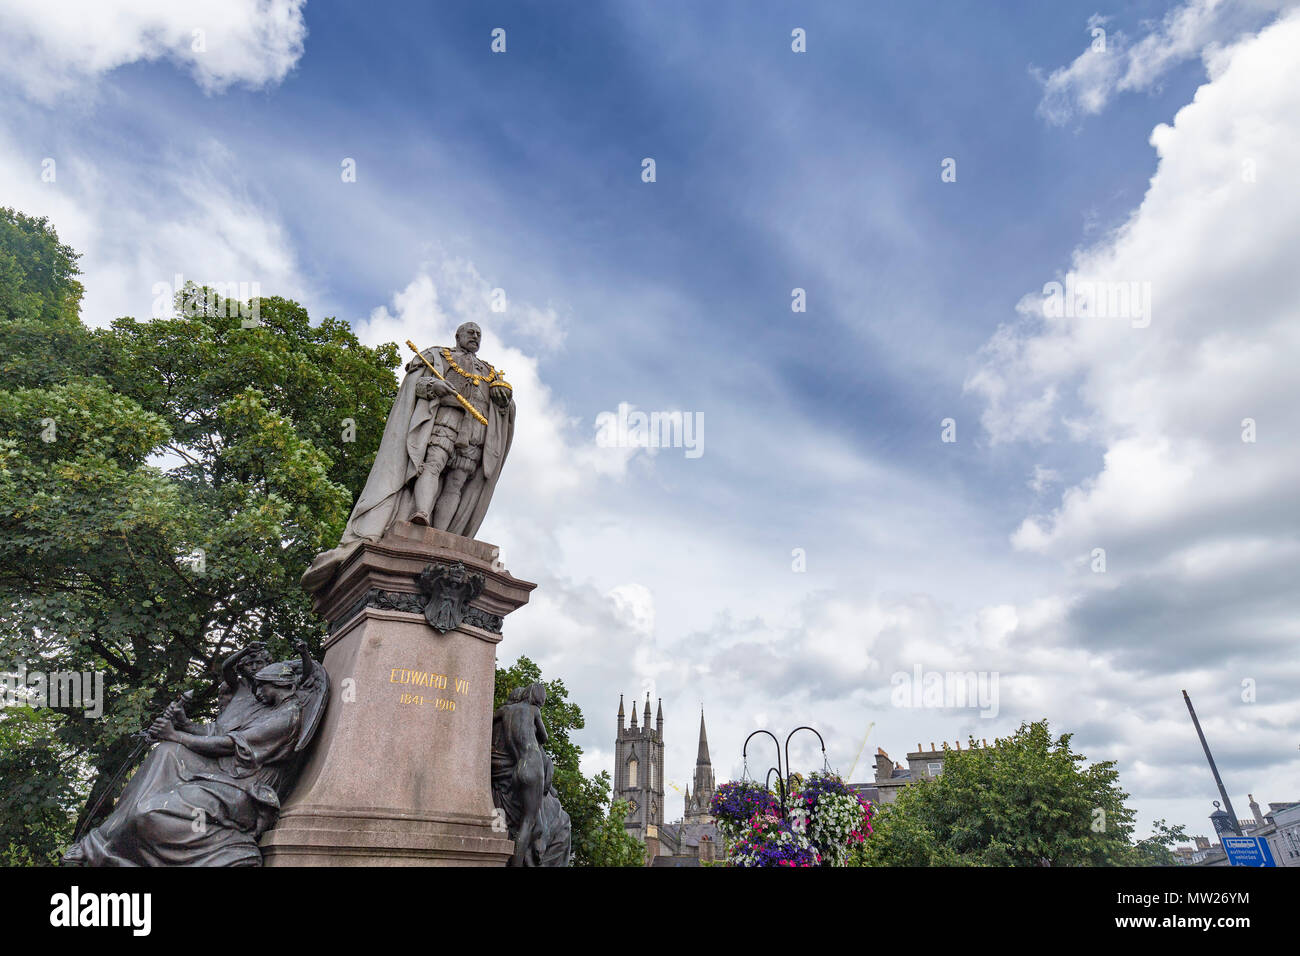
[411,467,441,526]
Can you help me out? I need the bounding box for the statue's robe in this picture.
[302,346,515,593]
[67,697,303,867]
[536,787,572,866]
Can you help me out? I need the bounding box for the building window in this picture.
[927,762,943,776]
[628,757,638,788]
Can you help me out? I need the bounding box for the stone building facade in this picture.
[851,738,992,805]
[614,698,724,865]
[613,693,665,842]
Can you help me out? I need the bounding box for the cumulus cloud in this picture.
[970,9,1300,815]
[1035,0,1297,125]
[979,8,1300,558]
[0,0,308,103]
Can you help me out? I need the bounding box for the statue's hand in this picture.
[489,385,511,408]
[147,716,176,742]
[416,378,454,400]
[163,700,188,725]
[236,640,267,661]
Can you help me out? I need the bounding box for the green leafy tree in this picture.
[494,656,643,866]
[0,706,87,865]
[1127,818,1189,866]
[0,207,401,860]
[584,799,647,868]
[857,720,1179,867]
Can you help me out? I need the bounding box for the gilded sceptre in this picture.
[405,339,489,426]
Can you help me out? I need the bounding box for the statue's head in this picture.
[252,661,298,705]
[455,322,482,354]
[239,643,273,678]
[528,682,547,708]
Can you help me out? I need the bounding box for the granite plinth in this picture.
[262,524,535,866]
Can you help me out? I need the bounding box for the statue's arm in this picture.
[158,728,237,757]
[534,712,549,746]
[295,640,312,680]
[220,646,244,689]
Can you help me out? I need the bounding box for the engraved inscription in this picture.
[390,667,470,714]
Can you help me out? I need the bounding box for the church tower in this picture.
[613,693,664,843]
[683,709,716,822]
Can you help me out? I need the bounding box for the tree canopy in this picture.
[856,720,1186,867]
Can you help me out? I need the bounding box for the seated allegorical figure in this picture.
[62,640,328,867]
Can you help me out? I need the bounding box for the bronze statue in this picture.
[491,683,571,866]
[303,321,515,593]
[62,640,328,867]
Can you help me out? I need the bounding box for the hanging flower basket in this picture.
[709,780,780,844]
[710,773,872,866]
[727,809,821,867]
[788,772,873,867]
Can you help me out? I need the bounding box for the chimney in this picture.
[874,748,893,783]
[1248,794,1265,828]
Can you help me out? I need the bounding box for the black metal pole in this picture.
[1182,690,1242,836]
[744,730,786,816]
[784,725,827,790]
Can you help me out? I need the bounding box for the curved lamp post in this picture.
[743,725,829,819]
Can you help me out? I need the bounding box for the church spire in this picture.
[656,697,663,736]
[643,692,651,728]
[617,694,625,733]
[629,698,638,729]
[696,709,711,765]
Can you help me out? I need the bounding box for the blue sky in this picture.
[4,0,1299,841]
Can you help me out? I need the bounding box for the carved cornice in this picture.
[331,560,504,636]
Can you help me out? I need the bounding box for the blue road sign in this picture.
[1221,835,1276,866]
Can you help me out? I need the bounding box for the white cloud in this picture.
[980,9,1300,563]
[1035,0,1298,125]
[966,9,1300,820]
[0,133,311,327]
[0,0,308,103]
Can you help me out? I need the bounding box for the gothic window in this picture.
[627,756,639,789]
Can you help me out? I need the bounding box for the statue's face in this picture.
[254,682,290,706]
[456,324,481,353]
[241,649,273,676]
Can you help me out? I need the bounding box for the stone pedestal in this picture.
[261,522,535,866]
